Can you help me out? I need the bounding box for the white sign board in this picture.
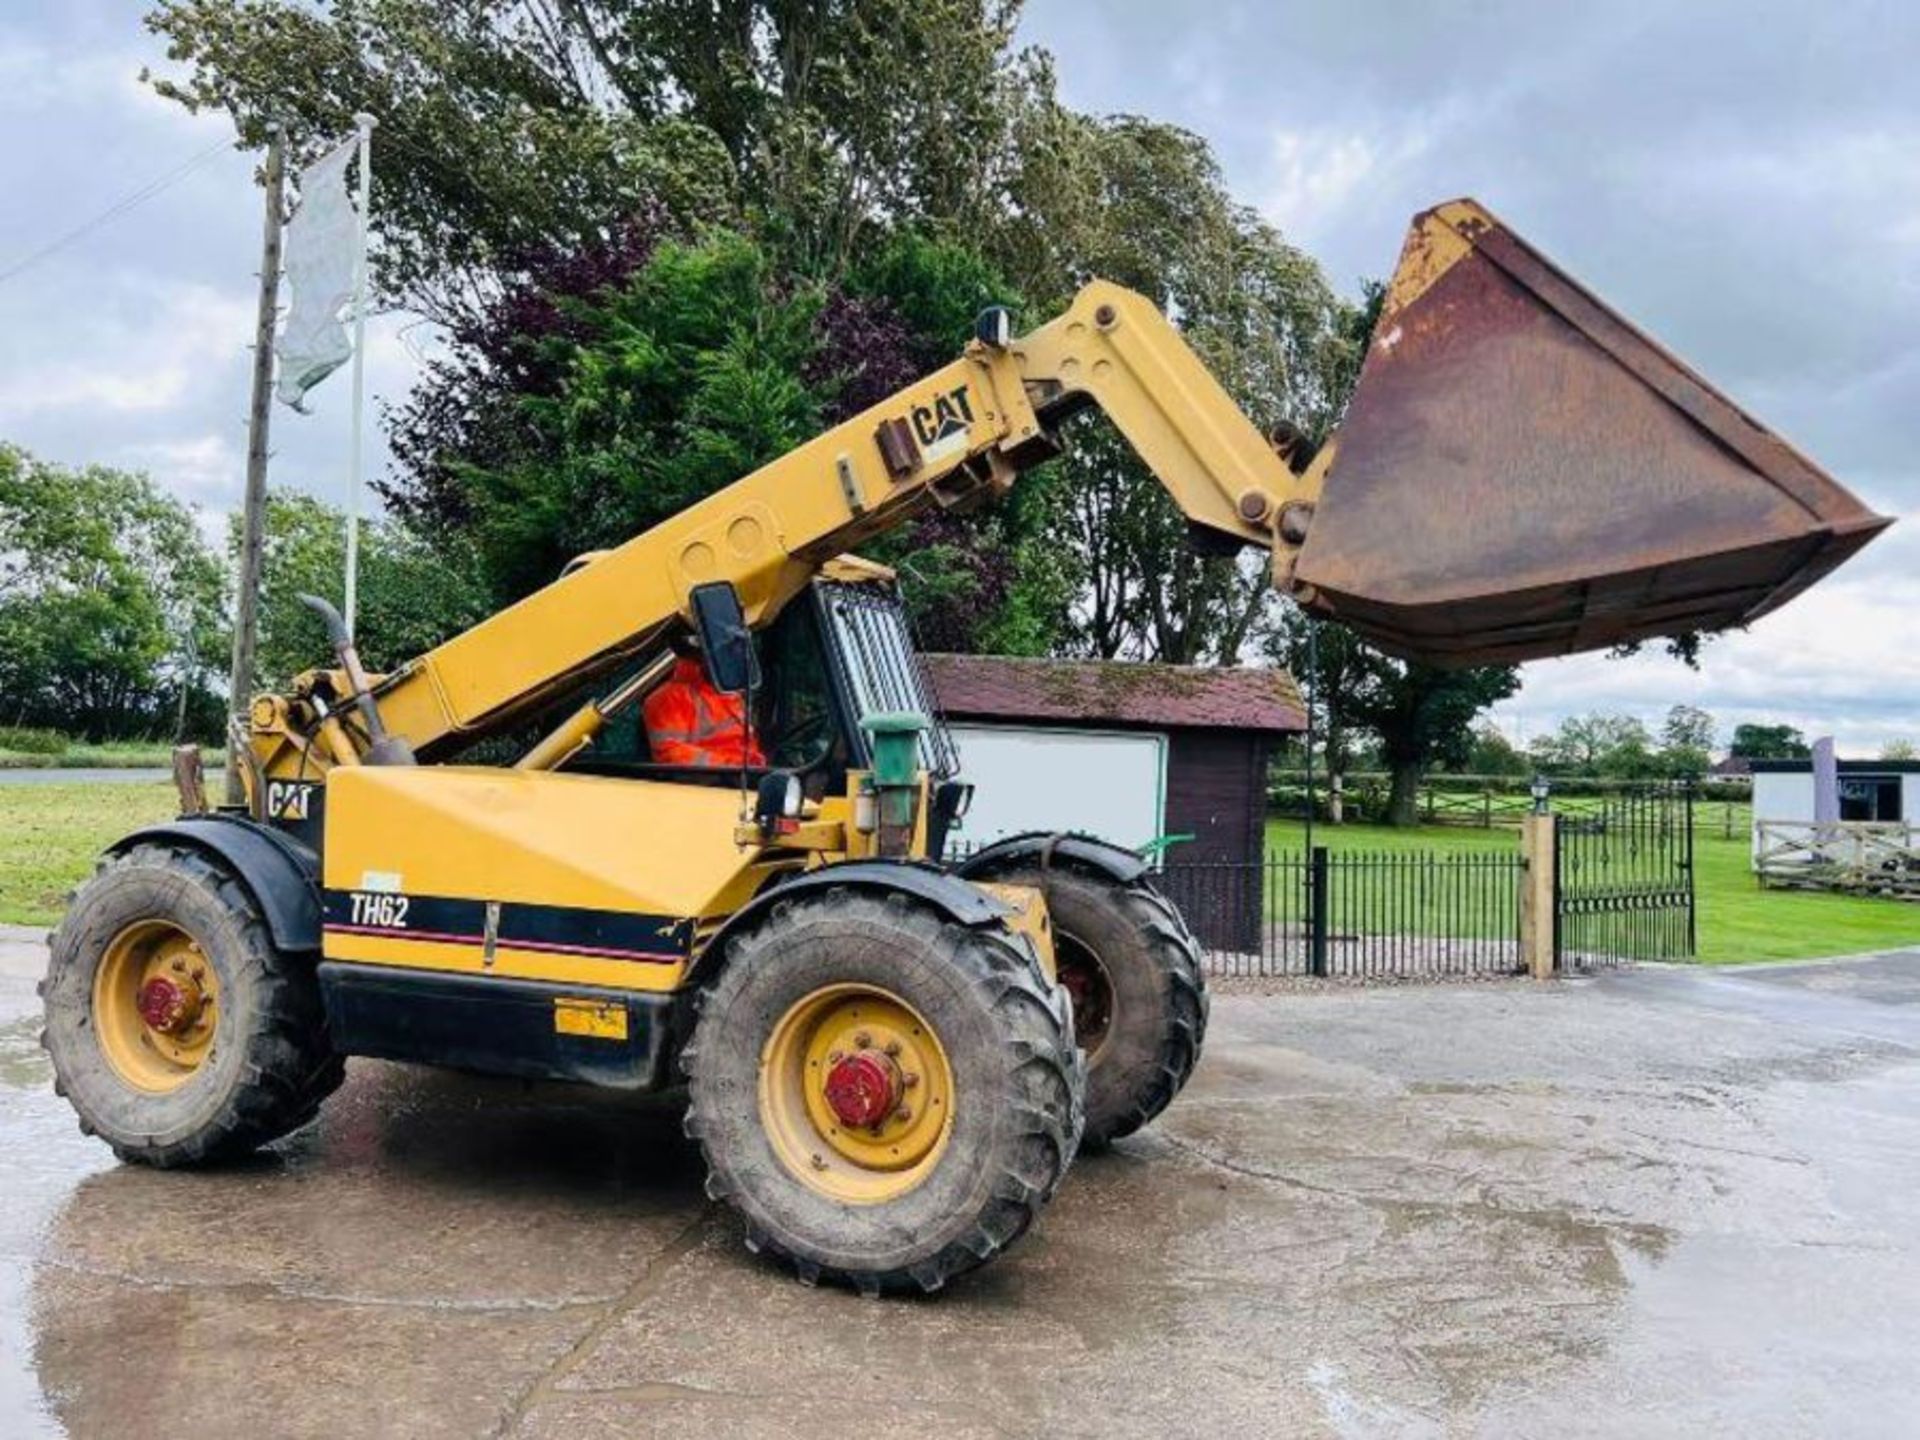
[948,723,1166,855]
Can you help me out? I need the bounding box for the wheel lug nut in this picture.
[170,960,186,974]
[895,1106,912,1122]
[903,1072,920,1088]
[883,1039,901,1058]
[853,1032,871,1049]
[828,1049,845,1064]
[810,1152,826,1170]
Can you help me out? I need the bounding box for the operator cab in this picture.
[562,577,960,809]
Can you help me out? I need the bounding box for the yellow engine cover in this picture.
[320,767,779,992]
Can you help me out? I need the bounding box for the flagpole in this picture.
[343,111,375,636]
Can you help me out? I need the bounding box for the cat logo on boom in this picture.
[909,385,975,463]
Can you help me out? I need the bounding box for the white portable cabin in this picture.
[1749,758,1920,860]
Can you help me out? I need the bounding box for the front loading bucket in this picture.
[1290,199,1891,666]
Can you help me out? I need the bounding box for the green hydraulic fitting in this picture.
[861,711,927,788]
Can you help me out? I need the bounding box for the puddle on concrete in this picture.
[0,1005,113,1440]
[0,1016,50,1091]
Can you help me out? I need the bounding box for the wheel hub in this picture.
[136,973,204,1035]
[760,984,955,1203]
[822,1049,902,1129]
[92,920,220,1093]
[1054,930,1114,1060]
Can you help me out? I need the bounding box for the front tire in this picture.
[41,843,344,1166]
[682,888,1083,1295]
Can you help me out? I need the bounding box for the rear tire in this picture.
[41,843,345,1166]
[995,866,1208,1146]
[682,888,1083,1295]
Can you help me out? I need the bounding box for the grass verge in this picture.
[0,782,178,926]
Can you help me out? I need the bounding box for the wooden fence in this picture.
[1271,779,1626,831]
[1753,820,1920,899]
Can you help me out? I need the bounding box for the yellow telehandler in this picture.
[41,200,1887,1293]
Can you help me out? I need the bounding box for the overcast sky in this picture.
[1,1,1914,754]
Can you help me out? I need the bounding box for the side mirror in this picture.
[754,771,804,832]
[689,581,761,695]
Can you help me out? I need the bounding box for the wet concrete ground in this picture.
[4,931,1918,1438]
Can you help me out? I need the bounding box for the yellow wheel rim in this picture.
[759,984,954,1204]
[91,919,220,1093]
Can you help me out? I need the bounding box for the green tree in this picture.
[383,215,1061,653]
[148,4,1361,669]
[1355,661,1522,824]
[235,492,488,690]
[0,445,223,741]
[146,0,1028,317]
[1531,712,1660,777]
[467,233,827,601]
[1659,703,1715,776]
[1264,613,1372,779]
[1466,721,1530,777]
[1270,606,1520,823]
[1730,722,1811,760]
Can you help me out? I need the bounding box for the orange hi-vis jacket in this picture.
[643,656,767,767]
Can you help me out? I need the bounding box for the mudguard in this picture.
[955,832,1149,887]
[688,859,1013,988]
[108,816,321,953]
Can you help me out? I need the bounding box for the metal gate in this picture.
[1554,781,1696,966]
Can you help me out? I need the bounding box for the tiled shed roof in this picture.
[924,654,1305,735]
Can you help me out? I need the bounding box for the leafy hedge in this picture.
[0,727,68,755]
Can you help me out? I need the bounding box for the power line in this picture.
[0,135,234,288]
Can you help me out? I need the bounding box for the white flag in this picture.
[275,135,361,412]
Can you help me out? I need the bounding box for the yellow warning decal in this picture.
[553,997,628,1040]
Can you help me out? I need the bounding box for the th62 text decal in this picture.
[348,892,411,929]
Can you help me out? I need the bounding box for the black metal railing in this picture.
[1155,849,1526,978]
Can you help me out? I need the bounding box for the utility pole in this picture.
[226,125,285,805]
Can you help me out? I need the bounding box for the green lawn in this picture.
[1264,809,1920,964]
[0,782,179,926]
